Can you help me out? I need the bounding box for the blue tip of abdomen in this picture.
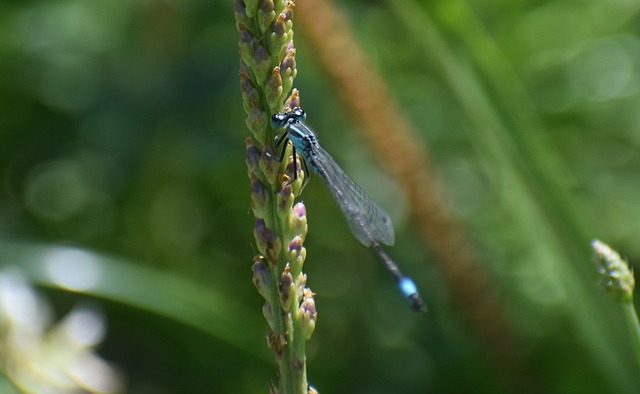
[398,276,427,313]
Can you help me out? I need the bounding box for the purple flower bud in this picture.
[285,39,295,53]
[272,12,286,37]
[253,46,270,84]
[252,255,271,300]
[280,48,296,77]
[233,0,249,28]
[250,175,269,219]
[276,183,294,219]
[267,332,287,355]
[260,146,280,185]
[240,74,261,111]
[238,25,255,48]
[292,202,306,218]
[280,48,296,97]
[257,0,275,33]
[284,88,300,112]
[254,219,281,264]
[289,202,308,239]
[297,289,317,340]
[279,264,295,312]
[246,108,267,142]
[281,3,293,24]
[288,236,306,271]
[238,26,256,67]
[259,0,274,14]
[245,138,261,174]
[262,300,277,332]
[234,0,246,16]
[288,235,303,253]
[265,66,284,109]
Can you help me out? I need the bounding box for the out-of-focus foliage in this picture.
[0,0,639,393]
[0,268,123,393]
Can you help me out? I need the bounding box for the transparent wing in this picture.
[310,146,395,247]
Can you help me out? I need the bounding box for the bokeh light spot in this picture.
[567,36,638,102]
[24,161,90,222]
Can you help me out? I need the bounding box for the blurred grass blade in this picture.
[387,0,638,389]
[0,241,267,361]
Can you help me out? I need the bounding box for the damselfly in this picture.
[271,108,426,312]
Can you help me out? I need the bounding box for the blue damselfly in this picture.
[271,108,426,312]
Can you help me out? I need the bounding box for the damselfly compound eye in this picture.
[271,113,288,128]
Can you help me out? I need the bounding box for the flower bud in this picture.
[254,219,281,264]
[260,146,281,186]
[276,182,294,221]
[238,26,256,67]
[253,46,271,85]
[252,255,271,300]
[243,0,259,18]
[592,239,635,301]
[265,66,284,109]
[240,69,261,113]
[257,0,276,33]
[288,236,306,272]
[233,0,249,30]
[245,138,261,177]
[267,332,287,356]
[263,300,277,332]
[245,108,268,142]
[297,288,317,340]
[284,88,300,112]
[279,264,295,312]
[250,175,269,219]
[280,48,297,99]
[285,155,304,194]
[289,202,308,239]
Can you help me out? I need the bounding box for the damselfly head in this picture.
[271,108,307,129]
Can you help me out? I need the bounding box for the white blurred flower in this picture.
[0,269,124,393]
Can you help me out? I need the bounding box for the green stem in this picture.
[623,302,640,374]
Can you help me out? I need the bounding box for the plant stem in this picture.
[623,302,640,373]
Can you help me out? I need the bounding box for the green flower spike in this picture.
[592,239,635,302]
[591,239,640,372]
[236,0,316,392]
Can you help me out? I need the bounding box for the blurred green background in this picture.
[1,0,640,393]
